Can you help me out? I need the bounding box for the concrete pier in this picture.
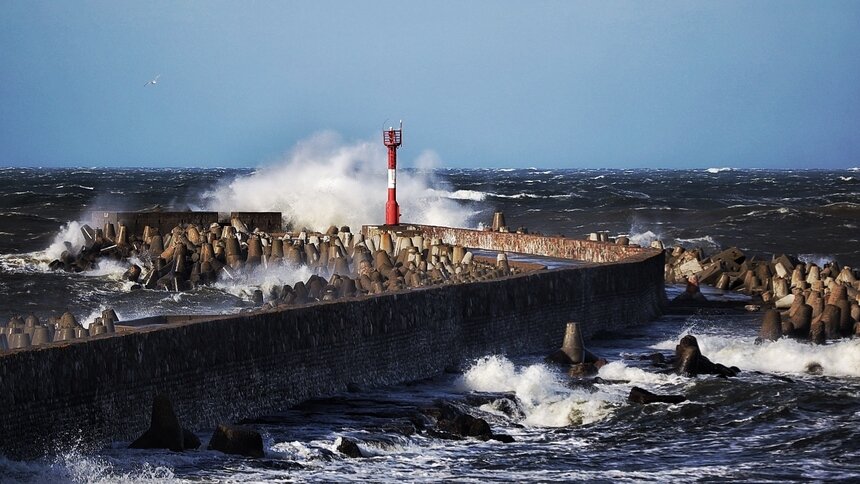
[0,224,664,458]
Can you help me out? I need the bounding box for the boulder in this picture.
[424,402,512,443]
[208,424,265,458]
[437,413,492,440]
[628,387,686,405]
[674,335,739,378]
[335,436,364,458]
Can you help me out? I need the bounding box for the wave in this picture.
[424,188,487,201]
[460,355,626,427]
[673,235,721,249]
[651,331,860,378]
[489,192,543,199]
[54,184,94,190]
[797,253,837,268]
[820,201,860,211]
[44,221,87,262]
[706,167,734,174]
[0,448,175,483]
[212,263,314,302]
[625,227,661,248]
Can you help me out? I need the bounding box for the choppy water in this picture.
[1,166,859,482]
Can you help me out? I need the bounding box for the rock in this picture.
[335,436,364,458]
[437,413,492,439]
[628,386,686,405]
[208,424,265,458]
[568,359,608,377]
[491,433,516,443]
[674,335,739,378]
[428,403,494,441]
[129,394,185,451]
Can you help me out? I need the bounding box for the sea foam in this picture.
[652,332,860,378]
[460,355,626,427]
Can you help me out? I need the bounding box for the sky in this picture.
[1,1,859,169]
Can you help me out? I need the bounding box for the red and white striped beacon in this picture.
[383,121,403,225]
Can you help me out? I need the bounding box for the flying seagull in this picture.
[144,74,161,87]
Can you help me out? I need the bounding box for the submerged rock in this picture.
[335,436,364,458]
[208,424,265,458]
[423,402,514,443]
[628,386,686,405]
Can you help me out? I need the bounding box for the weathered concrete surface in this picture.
[90,211,219,237]
[89,211,283,237]
[0,227,664,459]
[369,225,650,263]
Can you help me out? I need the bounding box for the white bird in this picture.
[144,74,161,87]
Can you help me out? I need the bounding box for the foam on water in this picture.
[460,355,624,427]
[0,450,176,484]
[797,253,837,268]
[212,262,314,301]
[706,167,734,173]
[201,131,476,231]
[652,331,860,378]
[424,188,487,201]
[78,305,131,329]
[674,234,721,250]
[597,361,687,386]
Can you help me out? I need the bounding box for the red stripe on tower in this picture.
[383,122,403,225]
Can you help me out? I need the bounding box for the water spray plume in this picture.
[203,131,475,231]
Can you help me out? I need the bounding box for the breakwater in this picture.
[0,226,664,459]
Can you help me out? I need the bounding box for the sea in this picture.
[1,161,859,482]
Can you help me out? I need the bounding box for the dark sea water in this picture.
[0,166,859,482]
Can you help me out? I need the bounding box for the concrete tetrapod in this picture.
[545,322,599,365]
[129,394,199,452]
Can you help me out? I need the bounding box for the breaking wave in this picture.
[201,132,477,231]
[652,332,860,378]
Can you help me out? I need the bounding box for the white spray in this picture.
[202,131,478,231]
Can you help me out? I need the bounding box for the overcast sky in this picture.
[1,1,858,168]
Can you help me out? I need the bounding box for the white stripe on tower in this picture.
[388,169,396,189]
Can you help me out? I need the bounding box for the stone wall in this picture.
[0,229,664,459]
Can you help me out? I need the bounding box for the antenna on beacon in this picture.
[383,120,403,226]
